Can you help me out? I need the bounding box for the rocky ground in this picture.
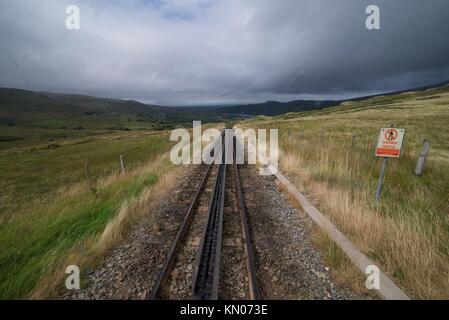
[240,164,360,300]
[64,165,203,300]
[64,163,362,300]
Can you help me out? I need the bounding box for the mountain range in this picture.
[1,80,449,127]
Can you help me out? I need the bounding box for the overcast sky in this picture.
[1,0,448,106]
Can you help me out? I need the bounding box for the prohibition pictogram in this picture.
[385,129,398,141]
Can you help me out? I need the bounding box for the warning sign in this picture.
[375,128,405,158]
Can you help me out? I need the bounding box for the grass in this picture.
[0,131,170,218]
[2,82,448,299]
[30,157,183,299]
[239,85,449,299]
[0,130,176,299]
[0,125,107,151]
[0,117,221,299]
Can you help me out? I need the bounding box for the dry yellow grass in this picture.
[240,86,449,299]
[95,165,182,252]
[284,151,448,298]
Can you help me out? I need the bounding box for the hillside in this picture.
[0,88,227,149]
[3,80,448,128]
[0,88,163,119]
[2,82,449,150]
[238,84,449,299]
[218,99,339,116]
[0,87,224,126]
[219,80,449,116]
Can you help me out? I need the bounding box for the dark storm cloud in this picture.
[253,0,449,95]
[0,0,448,105]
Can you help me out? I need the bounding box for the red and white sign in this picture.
[375,128,405,158]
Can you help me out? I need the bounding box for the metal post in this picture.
[120,155,125,174]
[375,157,388,203]
[415,139,431,176]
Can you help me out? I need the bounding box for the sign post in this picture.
[375,158,388,202]
[374,127,405,203]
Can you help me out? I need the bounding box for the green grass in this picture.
[0,130,175,299]
[0,167,171,299]
[30,113,159,130]
[0,132,171,218]
[0,125,106,151]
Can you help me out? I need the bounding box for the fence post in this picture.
[415,139,431,176]
[120,155,126,174]
[84,162,91,183]
[351,134,357,149]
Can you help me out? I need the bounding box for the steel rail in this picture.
[150,130,260,300]
[148,163,213,300]
[191,137,226,300]
[233,136,261,300]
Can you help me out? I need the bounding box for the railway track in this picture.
[149,130,260,300]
